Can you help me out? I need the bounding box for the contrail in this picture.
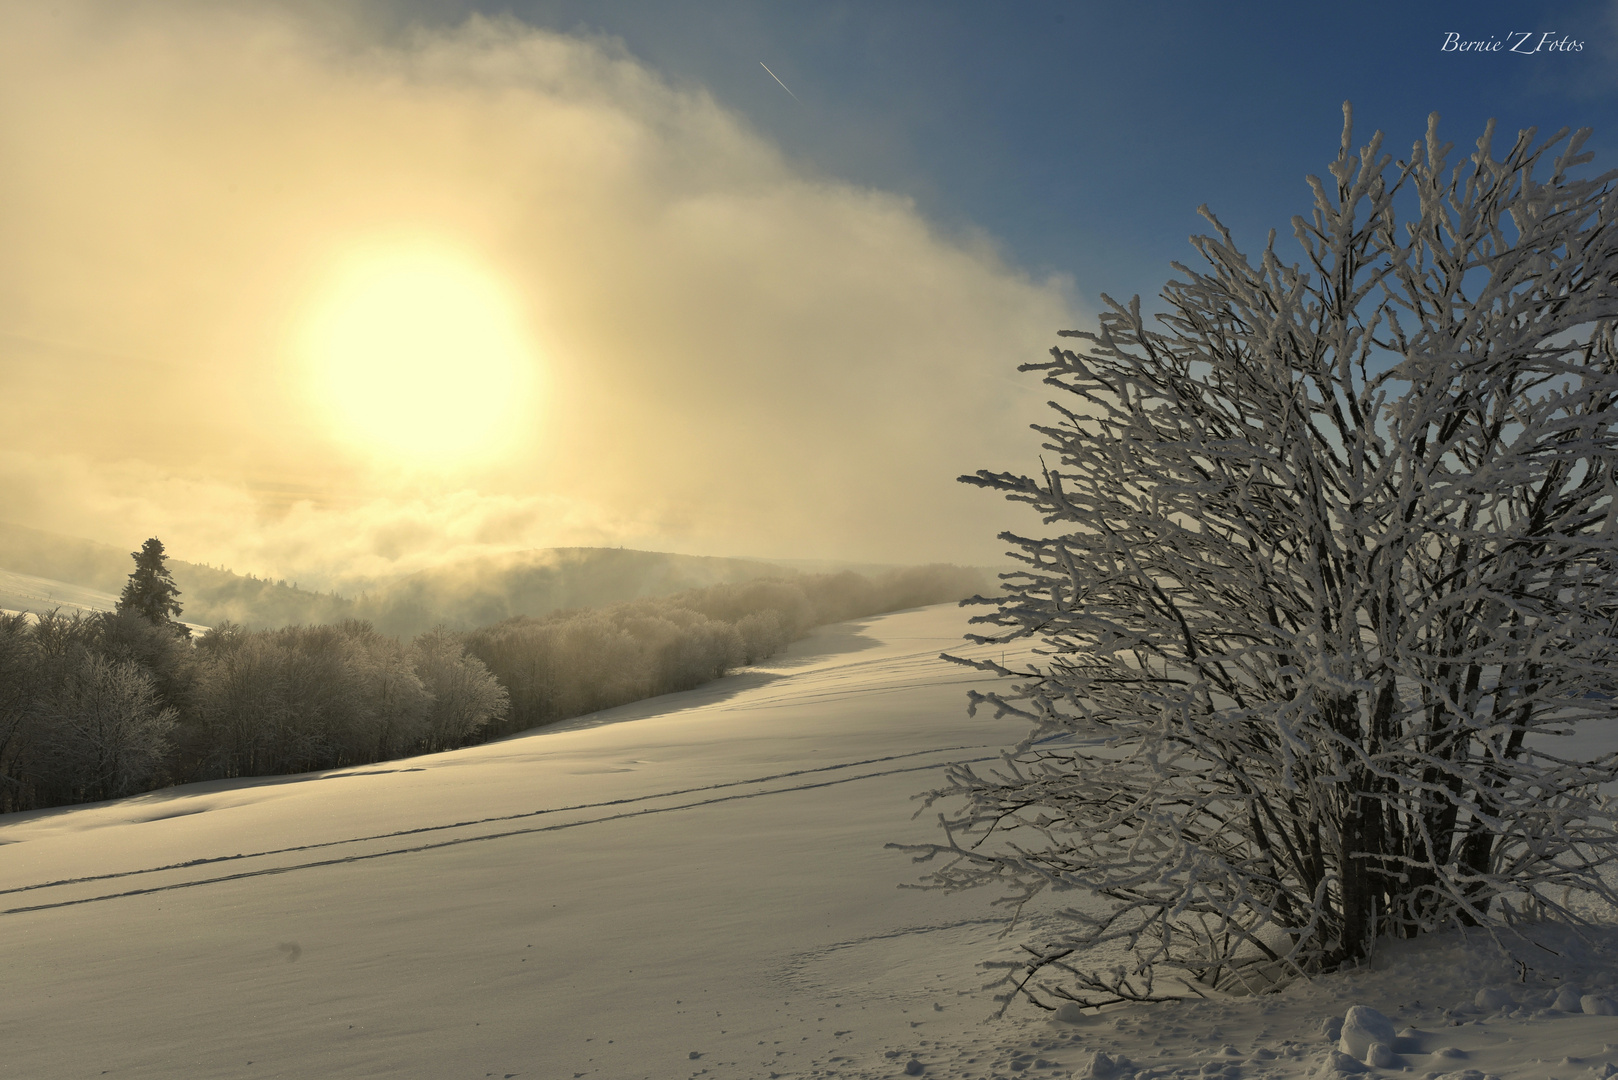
[759,61,799,101]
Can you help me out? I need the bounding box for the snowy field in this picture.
[5,604,1618,1079]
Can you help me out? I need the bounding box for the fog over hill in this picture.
[0,566,214,635]
[0,521,353,629]
[0,521,960,636]
[354,546,798,639]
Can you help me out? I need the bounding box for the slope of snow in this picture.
[0,564,123,617]
[0,564,211,634]
[3,604,1618,1079]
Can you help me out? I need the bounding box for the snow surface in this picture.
[5,603,1618,1079]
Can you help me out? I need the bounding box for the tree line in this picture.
[464,565,982,735]
[0,549,984,813]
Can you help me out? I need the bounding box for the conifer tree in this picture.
[117,537,186,632]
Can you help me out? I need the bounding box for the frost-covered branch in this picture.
[898,104,1618,1009]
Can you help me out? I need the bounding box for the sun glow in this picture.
[302,244,537,467]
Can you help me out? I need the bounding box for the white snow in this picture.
[4,603,1618,1078]
[1338,1006,1394,1063]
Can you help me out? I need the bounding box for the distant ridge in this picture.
[0,521,353,630]
[0,520,134,595]
[0,565,214,634]
[0,522,806,635]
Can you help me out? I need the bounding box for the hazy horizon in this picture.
[0,1,1074,592]
[0,515,962,598]
[3,1,1613,592]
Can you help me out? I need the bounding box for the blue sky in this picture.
[391,0,1618,304]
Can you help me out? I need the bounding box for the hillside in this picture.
[0,565,124,619]
[349,546,797,638]
[3,604,1617,1079]
[0,565,213,635]
[0,521,816,634]
[0,521,352,629]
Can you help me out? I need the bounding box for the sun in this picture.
[301,244,537,467]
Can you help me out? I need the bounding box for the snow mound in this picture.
[1337,1004,1394,1062]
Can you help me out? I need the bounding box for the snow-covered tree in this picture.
[0,613,42,811]
[40,652,177,801]
[116,537,186,633]
[903,106,1618,1008]
[412,628,509,751]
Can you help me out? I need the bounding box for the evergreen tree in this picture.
[117,537,186,633]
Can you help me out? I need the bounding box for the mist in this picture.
[0,1,1077,586]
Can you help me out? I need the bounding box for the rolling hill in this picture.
[0,521,353,628]
[0,521,842,635]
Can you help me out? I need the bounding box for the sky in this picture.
[2,0,1616,590]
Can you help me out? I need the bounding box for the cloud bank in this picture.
[0,1,1078,586]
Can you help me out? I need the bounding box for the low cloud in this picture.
[0,451,653,592]
[0,2,1078,581]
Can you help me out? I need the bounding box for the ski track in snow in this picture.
[6,605,1618,1080]
[0,745,998,915]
